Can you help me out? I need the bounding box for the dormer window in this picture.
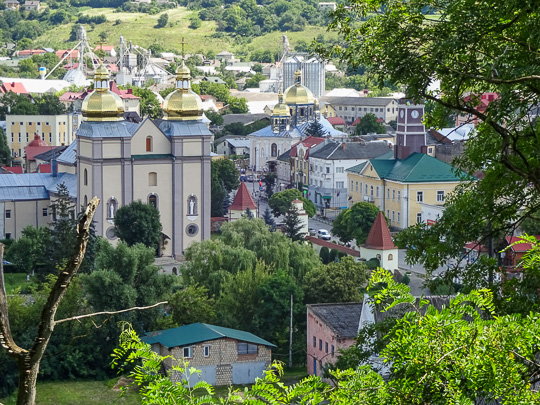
[176,80,182,88]
[102,80,108,88]
[95,81,101,89]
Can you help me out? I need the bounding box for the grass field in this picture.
[34,7,333,55]
[3,273,27,294]
[0,380,141,405]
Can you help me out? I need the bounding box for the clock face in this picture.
[399,110,404,119]
[411,110,420,119]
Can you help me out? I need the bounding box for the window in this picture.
[84,168,88,186]
[376,186,379,197]
[387,210,390,218]
[325,342,328,353]
[387,189,390,199]
[331,345,335,356]
[336,167,344,173]
[148,194,158,209]
[437,190,445,202]
[374,108,378,112]
[392,211,395,221]
[238,343,258,355]
[326,167,330,174]
[204,345,210,357]
[271,143,277,157]
[336,181,344,189]
[356,182,358,192]
[149,172,157,186]
[5,210,11,219]
[416,191,423,202]
[42,208,48,217]
[398,191,401,201]
[388,254,394,260]
[146,136,153,152]
[319,339,322,350]
[365,184,368,194]
[428,147,433,154]
[397,212,400,223]
[370,185,374,196]
[313,336,316,347]
[417,213,422,223]
[5,233,10,239]
[392,190,395,200]
[183,347,193,358]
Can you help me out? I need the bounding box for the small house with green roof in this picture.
[142,323,275,386]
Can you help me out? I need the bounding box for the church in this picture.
[0,62,212,259]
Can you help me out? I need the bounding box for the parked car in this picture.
[317,229,331,240]
[309,227,317,236]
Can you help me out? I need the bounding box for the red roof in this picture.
[37,163,51,173]
[289,136,325,158]
[464,242,487,252]
[463,93,499,113]
[305,236,360,257]
[110,82,139,99]
[56,49,79,59]
[327,116,346,126]
[229,181,257,211]
[27,133,47,147]
[2,166,23,174]
[351,118,361,126]
[59,91,84,101]
[364,211,397,250]
[505,236,540,253]
[94,45,115,51]
[0,81,27,94]
[17,49,46,56]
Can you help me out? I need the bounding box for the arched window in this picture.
[146,136,153,152]
[388,254,393,261]
[149,172,157,186]
[271,143,278,157]
[172,267,178,276]
[148,193,158,209]
[84,168,88,186]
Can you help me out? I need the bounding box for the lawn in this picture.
[0,380,141,405]
[34,7,332,55]
[3,273,28,294]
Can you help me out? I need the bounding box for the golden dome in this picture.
[272,91,290,117]
[162,60,203,121]
[82,64,124,122]
[284,70,315,106]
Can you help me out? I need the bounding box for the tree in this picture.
[0,199,98,405]
[205,109,223,126]
[98,31,107,42]
[18,58,38,78]
[263,172,276,199]
[189,17,201,29]
[129,87,162,119]
[332,202,380,245]
[319,246,330,264]
[7,226,51,276]
[262,207,275,230]
[0,127,12,166]
[245,73,266,89]
[318,0,540,295]
[282,206,304,241]
[304,257,368,304]
[227,97,249,113]
[156,12,168,28]
[35,94,66,116]
[304,119,328,137]
[211,158,239,217]
[166,285,216,327]
[114,201,162,250]
[269,189,315,217]
[354,113,386,135]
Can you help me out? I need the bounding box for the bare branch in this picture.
[55,301,168,325]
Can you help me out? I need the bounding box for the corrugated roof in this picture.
[0,172,76,200]
[310,141,391,160]
[364,211,397,250]
[369,153,464,183]
[250,116,345,138]
[227,138,250,148]
[142,323,275,348]
[308,303,363,338]
[33,146,67,162]
[77,121,139,138]
[57,141,76,165]
[158,120,212,137]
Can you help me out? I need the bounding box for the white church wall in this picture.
[131,120,171,155]
[102,140,122,159]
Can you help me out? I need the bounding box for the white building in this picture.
[283,54,325,98]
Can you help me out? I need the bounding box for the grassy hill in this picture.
[34,7,335,56]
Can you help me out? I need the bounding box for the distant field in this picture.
[34,7,334,55]
[0,380,141,405]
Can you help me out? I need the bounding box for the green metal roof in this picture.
[349,152,466,183]
[132,154,173,160]
[142,323,276,349]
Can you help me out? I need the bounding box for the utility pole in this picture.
[289,294,293,369]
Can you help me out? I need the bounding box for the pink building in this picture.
[306,302,362,377]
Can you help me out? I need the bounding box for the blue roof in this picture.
[227,138,250,148]
[77,121,139,138]
[0,173,77,200]
[251,116,345,138]
[158,120,212,137]
[57,140,77,165]
[142,323,276,349]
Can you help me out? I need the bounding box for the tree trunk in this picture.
[16,356,39,405]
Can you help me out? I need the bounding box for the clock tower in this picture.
[394,99,426,160]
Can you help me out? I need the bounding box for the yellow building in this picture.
[7,113,81,157]
[346,99,467,230]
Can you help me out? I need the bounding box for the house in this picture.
[55,49,80,60]
[455,92,499,126]
[24,134,58,173]
[14,49,46,59]
[318,2,337,11]
[306,303,363,376]
[142,323,275,386]
[346,100,468,230]
[308,141,392,214]
[501,236,540,274]
[94,45,116,57]
[359,211,398,271]
[216,51,236,62]
[0,81,28,95]
[319,96,399,124]
[276,149,292,189]
[215,137,250,157]
[425,125,473,164]
[23,0,39,10]
[5,0,20,9]
[326,116,346,131]
[289,136,325,191]
[228,181,257,220]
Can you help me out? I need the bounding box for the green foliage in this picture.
[332,202,380,245]
[304,256,368,304]
[282,206,304,241]
[244,73,266,89]
[227,97,249,113]
[7,226,51,275]
[198,81,230,101]
[114,200,162,250]
[304,119,328,137]
[127,86,162,119]
[166,285,216,327]
[366,257,380,270]
[205,109,223,126]
[0,127,12,166]
[319,246,330,264]
[156,12,168,28]
[262,206,275,229]
[354,113,387,135]
[269,189,315,218]
[211,158,239,217]
[188,16,202,29]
